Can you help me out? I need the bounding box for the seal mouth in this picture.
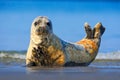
[35,27,49,35]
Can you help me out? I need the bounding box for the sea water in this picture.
[0,51,120,80]
[0,51,120,68]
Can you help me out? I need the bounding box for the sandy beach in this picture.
[0,60,120,80]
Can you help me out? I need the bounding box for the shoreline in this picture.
[0,54,120,80]
[0,65,120,80]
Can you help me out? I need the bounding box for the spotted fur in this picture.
[26,16,105,67]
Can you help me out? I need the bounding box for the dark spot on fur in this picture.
[31,46,62,66]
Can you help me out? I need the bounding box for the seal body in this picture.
[26,16,105,67]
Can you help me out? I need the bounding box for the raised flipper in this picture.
[93,22,105,39]
[93,22,105,46]
[84,22,93,39]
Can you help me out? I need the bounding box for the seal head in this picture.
[32,16,53,35]
[31,16,53,45]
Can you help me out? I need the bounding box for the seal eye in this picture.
[46,22,51,26]
[34,22,38,26]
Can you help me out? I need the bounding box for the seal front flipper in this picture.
[26,61,37,67]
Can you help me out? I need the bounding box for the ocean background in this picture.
[0,0,120,64]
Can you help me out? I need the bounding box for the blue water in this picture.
[0,1,120,52]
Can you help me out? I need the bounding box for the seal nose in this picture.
[40,26,45,28]
[40,24,46,28]
[40,26,46,30]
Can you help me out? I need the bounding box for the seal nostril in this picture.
[37,29,40,32]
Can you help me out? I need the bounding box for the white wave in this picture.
[0,51,120,60]
[0,52,26,59]
[96,51,120,60]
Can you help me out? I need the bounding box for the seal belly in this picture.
[47,45,65,66]
[64,43,91,64]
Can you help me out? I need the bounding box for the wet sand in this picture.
[0,64,120,80]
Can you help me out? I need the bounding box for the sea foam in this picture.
[96,51,120,60]
[0,51,26,59]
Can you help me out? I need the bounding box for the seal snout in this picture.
[35,27,48,35]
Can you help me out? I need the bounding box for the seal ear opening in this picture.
[93,22,105,39]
